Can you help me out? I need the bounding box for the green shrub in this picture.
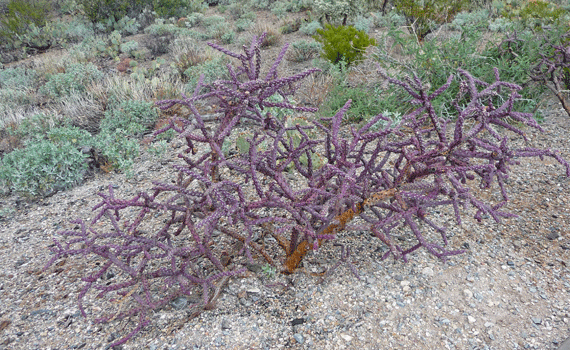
[93,129,139,175]
[40,63,103,99]
[184,55,230,91]
[0,0,51,49]
[0,139,88,198]
[393,0,468,40]
[100,100,159,138]
[501,0,566,29]
[0,66,38,90]
[63,19,95,42]
[300,20,323,35]
[313,0,366,25]
[236,18,254,32]
[80,0,152,23]
[287,40,322,62]
[153,0,206,18]
[221,31,236,44]
[185,12,204,27]
[353,14,374,32]
[120,40,139,56]
[318,84,382,124]
[313,24,377,66]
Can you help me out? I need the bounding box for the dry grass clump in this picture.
[170,36,212,76]
[253,22,282,47]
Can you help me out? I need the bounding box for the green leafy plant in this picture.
[153,0,206,18]
[300,20,323,36]
[319,84,383,124]
[313,0,366,25]
[0,139,88,198]
[499,0,565,28]
[80,0,152,24]
[393,0,468,41]
[40,62,103,99]
[0,0,51,49]
[100,100,159,138]
[313,24,377,66]
[287,40,322,62]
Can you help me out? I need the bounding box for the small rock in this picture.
[340,334,353,342]
[421,267,434,277]
[463,289,473,299]
[246,287,260,294]
[547,231,560,240]
[171,297,188,310]
[484,322,494,328]
[507,260,515,267]
[400,280,410,287]
[468,316,476,324]
[221,319,231,330]
[291,318,305,326]
[293,333,304,344]
[394,275,404,281]
[532,317,542,325]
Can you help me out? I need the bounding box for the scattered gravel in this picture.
[1,100,569,349]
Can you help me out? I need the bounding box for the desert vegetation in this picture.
[1,0,570,346]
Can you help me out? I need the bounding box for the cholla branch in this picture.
[44,34,569,346]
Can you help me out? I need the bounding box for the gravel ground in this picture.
[1,96,570,350]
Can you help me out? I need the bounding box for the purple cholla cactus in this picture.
[44,34,570,347]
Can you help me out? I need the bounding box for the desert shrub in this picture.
[254,22,283,47]
[185,12,204,27]
[318,84,382,123]
[0,139,88,198]
[393,0,468,40]
[153,0,207,18]
[183,54,229,91]
[120,40,139,56]
[236,18,254,32]
[299,20,323,35]
[531,33,570,117]
[488,16,515,32]
[44,34,570,348]
[0,66,38,90]
[313,24,377,66]
[450,9,489,31]
[80,0,152,24]
[0,0,50,47]
[100,100,159,138]
[63,19,95,42]
[221,30,236,44]
[499,0,566,28]
[370,11,407,28]
[170,37,209,75]
[353,14,374,32]
[92,129,139,174]
[313,0,366,25]
[287,39,322,62]
[40,62,103,99]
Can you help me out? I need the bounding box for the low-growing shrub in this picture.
[0,138,88,198]
[299,20,323,36]
[286,39,322,62]
[313,0,366,25]
[314,24,377,66]
[120,40,139,57]
[153,0,207,18]
[100,100,159,138]
[0,0,50,48]
[183,54,230,91]
[40,62,103,99]
[80,0,152,24]
[393,0,468,41]
[236,18,254,32]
